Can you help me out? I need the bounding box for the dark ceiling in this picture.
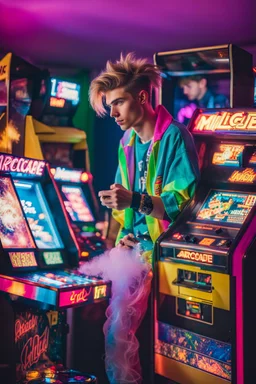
[0,0,255,72]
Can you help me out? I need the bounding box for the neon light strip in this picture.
[0,276,57,305]
[14,182,32,188]
[232,214,256,384]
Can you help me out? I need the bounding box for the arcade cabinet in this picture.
[154,44,254,125]
[155,108,256,384]
[34,76,90,172]
[51,166,106,260]
[23,74,106,258]
[23,75,109,381]
[0,152,111,383]
[0,52,44,156]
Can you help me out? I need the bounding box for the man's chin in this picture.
[120,125,130,131]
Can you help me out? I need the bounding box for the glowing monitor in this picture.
[50,78,80,106]
[61,185,95,223]
[14,180,64,249]
[0,177,35,249]
[197,190,256,225]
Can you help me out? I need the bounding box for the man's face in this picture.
[181,80,204,101]
[105,87,143,131]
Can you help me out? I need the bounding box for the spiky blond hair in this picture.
[89,52,161,116]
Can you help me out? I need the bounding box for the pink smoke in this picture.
[79,246,152,383]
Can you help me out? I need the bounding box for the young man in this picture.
[180,75,229,109]
[89,53,200,262]
[89,53,200,383]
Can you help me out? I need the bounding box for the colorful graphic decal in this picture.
[15,310,65,382]
[0,177,35,248]
[0,54,16,154]
[9,251,37,268]
[9,77,32,156]
[212,144,244,166]
[249,151,256,165]
[156,322,231,381]
[228,168,256,184]
[197,190,256,225]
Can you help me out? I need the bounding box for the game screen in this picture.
[0,177,35,249]
[196,190,256,225]
[41,78,80,126]
[14,180,64,249]
[61,185,95,222]
[50,78,80,106]
[162,74,230,125]
[157,48,231,125]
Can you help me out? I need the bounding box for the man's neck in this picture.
[133,107,156,144]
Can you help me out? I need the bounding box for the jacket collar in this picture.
[121,105,173,147]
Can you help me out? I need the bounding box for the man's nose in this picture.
[110,107,119,118]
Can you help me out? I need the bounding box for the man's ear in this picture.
[138,90,148,104]
[200,78,207,89]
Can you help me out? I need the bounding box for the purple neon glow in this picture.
[232,214,256,384]
[0,1,254,69]
[177,103,197,124]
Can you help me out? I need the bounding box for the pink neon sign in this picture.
[0,154,45,176]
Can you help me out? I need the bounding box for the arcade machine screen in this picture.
[155,109,256,384]
[0,154,110,384]
[196,190,256,225]
[39,78,87,170]
[52,167,106,259]
[42,78,80,127]
[14,180,64,249]
[162,73,230,125]
[61,185,95,223]
[0,177,35,250]
[156,47,231,125]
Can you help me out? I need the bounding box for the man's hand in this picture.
[117,233,139,249]
[98,184,133,210]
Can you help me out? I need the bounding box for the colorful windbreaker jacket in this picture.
[113,105,200,244]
